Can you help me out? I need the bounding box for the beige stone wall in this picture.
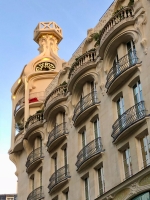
[9,0,150,200]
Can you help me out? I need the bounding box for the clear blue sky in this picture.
[0,0,112,193]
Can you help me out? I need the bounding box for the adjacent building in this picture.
[9,0,150,199]
[0,194,17,200]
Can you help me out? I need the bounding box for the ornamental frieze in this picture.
[35,62,56,71]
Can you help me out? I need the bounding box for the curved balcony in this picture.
[73,91,99,126]
[68,50,97,92]
[44,84,68,118]
[48,164,70,194]
[112,101,147,143]
[26,147,44,173]
[105,51,140,93]
[99,6,134,56]
[13,131,24,152]
[24,112,44,139]
[47,122,68,152]
[14,97,25,121]
[29,91,45,108]
[76,137,103,171]
[27,186,44,200]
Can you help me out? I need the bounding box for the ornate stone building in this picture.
[9,0,150,199]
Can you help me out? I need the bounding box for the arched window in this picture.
[132,192,150,200]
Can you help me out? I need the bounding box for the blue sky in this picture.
[0,0,112,194]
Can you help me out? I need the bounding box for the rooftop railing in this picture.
[105,51,139,90]
[73,91,99,122]
[100,6,134,45]
[112,101,147,141]
[76,137,103,169]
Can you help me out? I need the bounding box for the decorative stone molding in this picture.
[128,182,139,196]
[45,72,60,97]
[38,34,59,55]
[113,188,130,200]
[100,83,106,96]
[23,139,32,155]
[139,173,150,186]
[134,9,147,54]
[106,195,114,200]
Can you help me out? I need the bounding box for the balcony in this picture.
[68,49,97,92]
[47,122,68,152]
[112,101,147,143]
[105,51,140,93]
[14,97,25,121]
[24,112,44,139]
[73,91,99,126]
[26,147,44,173]
[76,137,103,171]
[29,91,45,107]
[99,6,134,56]
[13,131,24,152]
[27,186,44,200]
[44,84,68,118]
[48,165,70,194]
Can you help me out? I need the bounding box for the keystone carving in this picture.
[129,182,139,195]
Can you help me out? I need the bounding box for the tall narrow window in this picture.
[98,166,105,196]
[39,171,42,187]
[140,134,150,168]
[82,130,86,148]
[127,40,136,65]
[84,177,90,200]
[117,97,125,130]
[123,147,132,179]
[93,119,100,138]
[65,191,69,200]
[54,157,57,172]
[31,177,34,191]
[133,80,143,104]
[113,54,119,75]
[62,112,65,123]
[64,148,67,166]
[80,92,84,112]
[117,97,125,117]
[82,130,87,158]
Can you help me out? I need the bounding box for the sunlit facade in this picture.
[9,0,150,200]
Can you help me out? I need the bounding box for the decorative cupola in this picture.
[33,22,63,55]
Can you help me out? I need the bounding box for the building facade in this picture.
[0,194,17,200]
[9,0,150,199]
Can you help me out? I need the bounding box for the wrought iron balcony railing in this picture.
[73,91,99,122]
[68,49,96,79]
[14,97,25,116]
[47,122,68,149]
[48,164,70,192]
[45,84,67,109]
[25,112,44,129]
[26,147,44,169]
[112,101,147,141]
[105,51,139,90]
[100,6,134,46]
[27,186,44,200]
[76,137,103,170]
